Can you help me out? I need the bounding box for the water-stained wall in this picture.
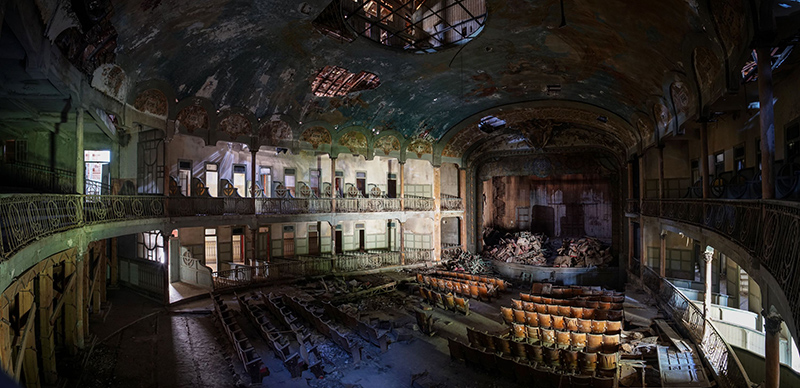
[482,174,612,242]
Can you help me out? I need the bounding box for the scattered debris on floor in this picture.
[481,228,613,267]
[482,229,549,265]
[555,237,614,267]
[441,249,492,274]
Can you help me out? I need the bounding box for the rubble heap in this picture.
[482,230,549,265]
[554,237,613,268]
[442,249,492,274]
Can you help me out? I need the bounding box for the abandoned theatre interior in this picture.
[2,0,800,387]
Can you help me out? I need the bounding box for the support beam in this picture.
[399,161,405,210]
[330,157,337,214]
[75,109,85,194]
[64,251,79,355]
[0,297,11,374]
[433,165,441,261]
[17,282,39,388]
[37,262,57,384]
[764,306,783,388]
[699,121,710,199]
[82,251,89,338]
[659,231,667,278]
[399,221,405,265]
[757,47,776,199]
[638,156,645,281]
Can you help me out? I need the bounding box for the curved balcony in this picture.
[631,198,800,354]
[441,194,464,211]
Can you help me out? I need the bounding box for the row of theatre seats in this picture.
[236,292,315,378]
[466,328,619,375]
[211,293,269,383]
[503,307,623,335]
[262,292,325,377]
[447,337,618,388]
[418,287,470,315]
[506,299,624,320]
[281,296,363,363]
[520,292,625,306]
[432,270,510,291]
[321,301,390,352]
[508,323,621,353]
[530,282,624,298]
[417,274,498,301]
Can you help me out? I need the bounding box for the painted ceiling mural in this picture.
[41,1,746,142]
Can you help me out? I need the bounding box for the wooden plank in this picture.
[655,319,692,353]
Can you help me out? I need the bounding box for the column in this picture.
[458,168,467,210]
[64,250,79,355]
[627,160,635,271]
[399,161,405,210]
[433,166,442,261]
[703,250,713,324]
[330,223,337,258]
[459,216,467,252]
[658,144,665,199]
[82,251,89,339]
[700,120,710,199]
[757,47,776,199]
[399,222,406,265]
[250,150,257,198]
[330,157,337,212]
[638,156,645,280]
[659,231,667,278]
[99,240,107,304]
[75,109,85,194]
[764,306,783,388]
[37,262,57,384]
[164,121,174,196]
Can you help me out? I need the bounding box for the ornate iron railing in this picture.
[441,194,463,211]
[336,197,402,213]
[167,196,254,217]
[404,195,434,211]
[404,248,433,264]
[257,198,332,214]
[0,194,166,260]
[0,161,76,194]
[636,198,800,336]
[640,266,754,388]
[211,250,420,290]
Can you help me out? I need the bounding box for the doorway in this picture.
[204,228,218,272]
[359,229,366,251]
[356,171,367,197]
[257,226,270,263]
[308,223,320,255]
[387,173,397,198]
[335,229,343,254]
[283,227,295,258]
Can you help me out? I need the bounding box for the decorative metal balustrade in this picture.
[0,161,76,194]
[640,266,754,388]
[0,194,165,260]
[440,194,464,211]
[635,198,800,337]
[336,197,402,213]
[211,249,424,290]
[404,195,435,211]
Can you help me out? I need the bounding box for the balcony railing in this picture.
[639,266,754,388]
[0,161,76,194]
[404,195,434,211]
[211,249,427,290]
[0,192,439,262]
[632,198,800,365]
[440,194,463,211]
[0,194,165,260]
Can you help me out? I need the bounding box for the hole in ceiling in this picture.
[478,115,505,133]
[311,66,380,97]
[313,0,356,42]
[342,0,487,53]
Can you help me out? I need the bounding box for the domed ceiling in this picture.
[45,0,756,159]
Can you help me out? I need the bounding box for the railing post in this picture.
[659,231,666,278]
[764,306,783,388]
[399,160,405,211]
[399,221,405,265]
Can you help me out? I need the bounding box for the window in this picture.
[714,151,725,175]
[260,166,272,197]
[342,0,487,52]
[205,228,218,272]
[310,169,321,196]
[205,163,218,197]
[137,231,164,263]
[178,160,192,196]
[284,168,296,196]
[356,171,367,197]
[233,164,247,197]
[3,139,27,163]
[335,171,344,196]
[733,144,745,172]
[232,229,244,264]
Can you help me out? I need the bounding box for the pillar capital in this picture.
[763,306,784,334]
[703,250,713,263]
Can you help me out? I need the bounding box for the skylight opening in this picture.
[741,46,794,82]
[311,66,380,97]
[479,115,505,133]
[342,0,487,52]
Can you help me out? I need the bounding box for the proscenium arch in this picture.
[435,100,642,163]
